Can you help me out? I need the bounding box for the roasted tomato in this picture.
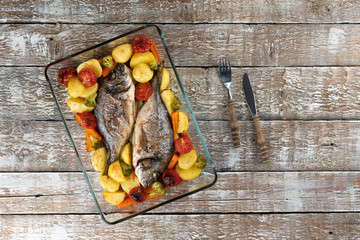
[57,67,77,86]
[132,36,151,53]
[78,68,97,88]
[129,187,146,203]
[75,112,97,129]
[135,82,152,101]
[174,136,193,154]
[162,169,182,187]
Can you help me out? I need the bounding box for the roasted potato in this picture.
[160,67,170,91]
[108,160,126,183]
[112,44,133,63]
[177,111,189,134]
[91,147,108,172]
[67,76,86,98]
[129,52,156,69]
[99,171,120,192]
[67,98,94,113]
[121,174,140,194]
[178,149,197,170]
[77,59,102,78]
[103,190,126,205]
[79,82,98,99]
[132,63,154,83]
[176,163,201,180]
[121,143,132,166]
[160,89,175,115]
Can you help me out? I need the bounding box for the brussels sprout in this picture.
[102,55,114,68]
[90,135,101,150]
[121,162,133,177]
[172,96,181,111]
[149,181,166,196]
[150,61,159,71]
[85,92,97,107]
[195,154,206,169]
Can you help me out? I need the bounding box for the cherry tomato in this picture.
[78,68,97,88]
[129,187,146,203]
[76,112,97,129]
[57,67,77,86]
[135,82,152,101]
[162,169,182,187]
[132,36,151,53]
[174,136,193,154]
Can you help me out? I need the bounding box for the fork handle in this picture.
[227,99,240,147]
[252,115,270,162]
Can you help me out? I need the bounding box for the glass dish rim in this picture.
[44,24,217,225]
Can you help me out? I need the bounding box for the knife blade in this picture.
[242,73,270,162]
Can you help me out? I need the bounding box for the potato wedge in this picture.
[177,111,189,134]
[91,147,108,172]
[77,59,102,78]
[176,163,201,180]
[160,89,175,115]
[132,63,154,83]
[99,171,120,192]
[79,82,98,99]
[121,174,140,194]
[112,44,133,63]
[160,67,170,91]
[67,76,86,98]
[103,190,127,205]
[67,98,94,113]
[108,160,126,183]
[129,52,156,69]
[178,149,197,170]
[121,143,132,166]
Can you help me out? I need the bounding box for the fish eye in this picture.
[109,71,116,80]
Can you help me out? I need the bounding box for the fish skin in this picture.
[94,64,136,174]
[132,69,174,188]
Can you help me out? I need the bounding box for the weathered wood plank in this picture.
[1,172,360,214]
[1,0,360,24]
[1,24,360,66]
[1,213,359,239]
[2,67,360,121]
[1,120,360,172]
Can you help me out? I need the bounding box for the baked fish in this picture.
[94,64,136,174]
[132,69,174,188]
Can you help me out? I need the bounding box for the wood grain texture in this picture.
[2,66,360,121]
[1,120,360,172]
[1,172,360,214]
[1,24,360,66]
[1,0,360,24]
[1,213,359,239]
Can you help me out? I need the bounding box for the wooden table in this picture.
[1,1,360,239]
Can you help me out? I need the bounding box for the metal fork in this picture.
[219,57,240,147]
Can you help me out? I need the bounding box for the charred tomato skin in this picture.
[78,68,97,88]
[77,112,97,129]
[57,67,77,86]
[129,187,146,203]
[135,82,152,101]
[174,136,193,154]
[132,37,151,53]
[162,169,182,187]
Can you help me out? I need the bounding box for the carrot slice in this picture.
[171,111,179,140]
[150,41,162,64]
[132,170,136,181]
[117,196,136,209]
[167,153,179,169]
[85,128,102,152]
[102,62,117,77]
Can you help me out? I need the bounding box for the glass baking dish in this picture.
[44,24,217,224]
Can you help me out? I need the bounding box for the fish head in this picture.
[136,158,163,188]
[105,64,132,94]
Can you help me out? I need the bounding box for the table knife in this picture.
[242,73,269,162]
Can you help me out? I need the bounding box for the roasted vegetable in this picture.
[99,171,120,192]
[108,160,126,183]
[150,61,158,71]
[167,153,179,169]
[162,169,182,187]
[178,149,197,170]
[103,190,126,205]
[177,111,189,134]
[58,67,77,86]
[80,83,98,99]
[171,111,179,140]
[67,98,94,113]
[172,96,182,111]
[91,147,108,172]
[176,163,201,180]
[75,112,97,129]
[77,59,102,78]
[195,154,206,169]
[102,55,114,68]
[121,142,132,166]
[121,174,140,194]
[150,40,162,64]
[160,67,170,91]
[132,63,154,83]
[78,68,97,88]
[85,128,102,152]
[132,36,151,53]
[129,187,146,202]
[160,89,175,115]
[121,162,133,177]
[175,136,193,154]
[149,181,166,196]
[112,44,133,63]
[84,92,97,107]
[135,82,152,101]
[67,76,86,98]
[129,52,156,69]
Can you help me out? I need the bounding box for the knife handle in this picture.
[227,99,240,148]
[252,115,270,162]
